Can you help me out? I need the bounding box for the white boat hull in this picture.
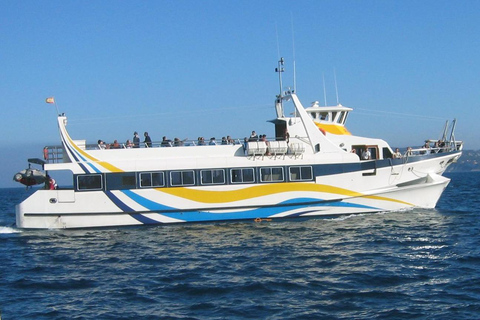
[16,170,450,229]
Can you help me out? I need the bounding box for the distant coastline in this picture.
[447,149,480,172]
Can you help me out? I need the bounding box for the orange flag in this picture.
[45,97,55,104]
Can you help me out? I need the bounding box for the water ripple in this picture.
[0,173,480,319]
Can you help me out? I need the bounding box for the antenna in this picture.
[275,58,285,118]
[275,57,285,98]
[291,14,296,93]
[334,68,339,105]
[322,73,327,106]
[275,23,281,60]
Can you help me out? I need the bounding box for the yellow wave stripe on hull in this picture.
[158,183,413,206]
[63,128,124,173]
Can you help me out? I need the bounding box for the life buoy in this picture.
[43,147,49,160]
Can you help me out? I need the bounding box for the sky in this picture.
[1,0,480,188]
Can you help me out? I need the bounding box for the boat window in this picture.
[260,167,284,182]
[231,168,255,184]
[289,166,313,181]
[170,170,195,186]
[201,169,225,185]
[77,174,103,191]
[383,147,393,159]
[343,112,349,124]
[106,173,136,190]
[320,112,329,121]
[140,172,165,188]
[338,111,347,124]
[331,112,338,123]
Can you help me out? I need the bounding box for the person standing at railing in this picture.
[393,148,402,158]
[161,136,172,147]
[280,128,290,143]
[133,132,140,148]
[227,135,235,145]
[420,142,430,155]
[406,147,413,156]
[144,132,152,148]
[260,134,271,156]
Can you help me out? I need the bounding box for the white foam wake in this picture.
[0,226,21,234]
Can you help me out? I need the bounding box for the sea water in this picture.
[0,172,479,319]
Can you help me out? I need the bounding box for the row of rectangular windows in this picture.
[76,166,314,191]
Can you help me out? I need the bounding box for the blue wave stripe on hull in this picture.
[118,191,380,223]
[105,191,161,224]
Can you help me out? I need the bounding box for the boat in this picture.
[13,159,47,188]
[14,58,463,229]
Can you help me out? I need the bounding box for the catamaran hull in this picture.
[15,173,450,229]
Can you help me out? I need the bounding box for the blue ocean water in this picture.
[1,172,479,320]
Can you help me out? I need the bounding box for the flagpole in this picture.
[54,99,59,116]
[46,96,59,115]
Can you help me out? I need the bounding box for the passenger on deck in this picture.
[161,136,172,147]
[420,142,430,154]
[281,129,290,143]
[45,175,57,190]
[144,132,152,148]
[261,134,271,156]
[133,132,140,148]
[198,137,206,146]
[98,140,107,149]
[406,147,413,156]
[249,131,258,141]
[221,137,227,145]
[243,137,248,154]
[112,140,121,149]
[393,148,402,158]
[209,137,217,145]
[227,135,235,145]
[361,147,371,160]
[438,140,446,152]
[125,139,133,148]
[173,137,186,147]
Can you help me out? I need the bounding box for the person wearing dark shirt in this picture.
[249,130,258,141]
[161,136,172,147]
[133,132,140,148]
[144,132,152,148]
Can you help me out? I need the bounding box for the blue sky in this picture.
[2,0,479,188]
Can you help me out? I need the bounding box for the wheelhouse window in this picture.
[289,166,313,181]
[106,172,136,190]
[260,167,284,182]
[231,168,255,184]
[140,172,165,188]
[170,170,195,186]
[200,169,225,185]
[77,174,103,191]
